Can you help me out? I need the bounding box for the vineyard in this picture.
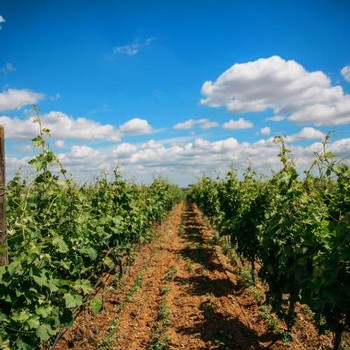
[0,120,350,349]
[188,136,350,350]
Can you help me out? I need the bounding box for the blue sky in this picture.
[1,0,350,185]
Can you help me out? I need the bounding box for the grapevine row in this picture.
[188,136,349,350]
[0,117,183,349]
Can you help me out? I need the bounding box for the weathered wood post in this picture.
[0,126,8,266]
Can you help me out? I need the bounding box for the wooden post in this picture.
[0,126,8,266]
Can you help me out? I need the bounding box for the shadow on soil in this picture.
[181,246,226,272]
[178,300,264,350]
[180,207,224,272]
[177,204,284,349]
[174,275,235,297]
[180,208,206,244]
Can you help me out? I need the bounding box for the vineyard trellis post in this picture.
[0,125,8,266]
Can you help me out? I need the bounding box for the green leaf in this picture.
[27,315,40,329]
[33,275,48,288]
[35,306,53,318]
[78,247,98,260]
[7,260,21,276]
[112,216,123,226]
[28,158,43,171]
[64,292,83,308]
[324,151,335,159]
[11,310,31,323]
[42,128,51,135]
[102,256,114,269]
[45,150,57,163]
[90,298,103,315]
[52,236,69,253]
[47,279,59,293]
[31,136,45,147]
[36,323,55,341]
[85,247,98,261]
[73,279,93,294]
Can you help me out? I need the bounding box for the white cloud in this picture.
[286,127,325,142]
[201,55,350,126]
[119,118,152,134]
[0,88,44,111]
[174,119,195,129]
[113,143,138,158]
[0,111,121,141]
[222,117,253,130]
[69,145,99,158]
[341,65,350,83]
[0,112,156,142]
[66,136,350,183]
[8,135,350,187]
[288,98,350,125]
[55,140,65,148]
[173,118,219,130]
[265,115,285,122]
[113,37,155,56]
[0,116,38,140]
[42,111,123,141]
[7,156,29,174]
[0,63,16,74]
[260,127,271,135]
[201,120,219,129]
[58,145,105,171]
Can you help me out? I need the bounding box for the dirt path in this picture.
[55,202,339,350]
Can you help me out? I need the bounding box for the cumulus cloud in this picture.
[62,136,350,182]
[0,63,16,74]
[119,118,152,134]
[113,37,155,56]
[69,145,99,158]
[8,134,350,187]
[44,112,122,141]
[0,88,44,111]
[286,127,325,142]
[173,118,219,130]
[341,65,350,83]
[0,111,155,142]
[0,111,121,141]
[113,143,138,158]
[222,117,253,130]
[201,55,350,126]
[58,146,105,171]
[260,127,271,135]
